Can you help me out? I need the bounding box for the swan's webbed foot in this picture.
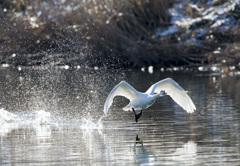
[132,108,142,123]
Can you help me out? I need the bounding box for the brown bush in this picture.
[0,0,239,69]
[1,0,185,67]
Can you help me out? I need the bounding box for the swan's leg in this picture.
[132,108,137,122]
[132,108,142,123]
[136,110,142,122]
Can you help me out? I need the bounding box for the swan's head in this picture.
[160,90,167,95]
[154,90,166,97]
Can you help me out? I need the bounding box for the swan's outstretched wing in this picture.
[146,78,196,113]
[104,81,138,116]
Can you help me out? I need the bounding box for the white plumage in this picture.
[104,78,196,117]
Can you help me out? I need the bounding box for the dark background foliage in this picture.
[0,0,239,69]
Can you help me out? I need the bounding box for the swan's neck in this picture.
[153,92,164,99]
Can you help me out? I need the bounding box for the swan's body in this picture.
[104,78,196,122]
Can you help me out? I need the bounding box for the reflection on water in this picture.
[0,68,240,165]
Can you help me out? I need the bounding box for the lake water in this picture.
[0,67,240,165]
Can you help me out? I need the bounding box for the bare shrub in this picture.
[0,0,90,66]
[81,0,182,67]
[0,0,239,68]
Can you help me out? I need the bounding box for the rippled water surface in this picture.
[0,68,240,165]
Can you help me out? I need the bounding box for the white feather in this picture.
[104,78,196,116]
[104,81,139,116]
[146,78,196,113]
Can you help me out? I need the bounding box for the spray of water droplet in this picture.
[0,108,20,123]
[0,108,53,136]
[33,110,51,125]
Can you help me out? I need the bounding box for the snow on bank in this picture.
[156,0,240,41]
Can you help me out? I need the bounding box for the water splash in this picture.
[0,107,104,137]
[0,108,21,136]
[33,110,51,125]
[0,108,20,123]
[80,116,104,130]
[76,98,104,131]
[0,108,52,136]
[32,110,52,138]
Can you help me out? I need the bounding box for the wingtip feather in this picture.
[186,102,196,113]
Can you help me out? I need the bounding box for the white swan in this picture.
[104,78,196,122]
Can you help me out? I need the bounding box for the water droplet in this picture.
[64,65,70,70]
[148,66,153,74]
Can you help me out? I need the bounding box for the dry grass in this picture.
[0,0,239,69]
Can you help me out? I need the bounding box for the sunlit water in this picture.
[0,67,240,165]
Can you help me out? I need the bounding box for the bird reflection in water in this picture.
[132,134,197,165]
[132,135,157,164]
[134,134,143,147]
